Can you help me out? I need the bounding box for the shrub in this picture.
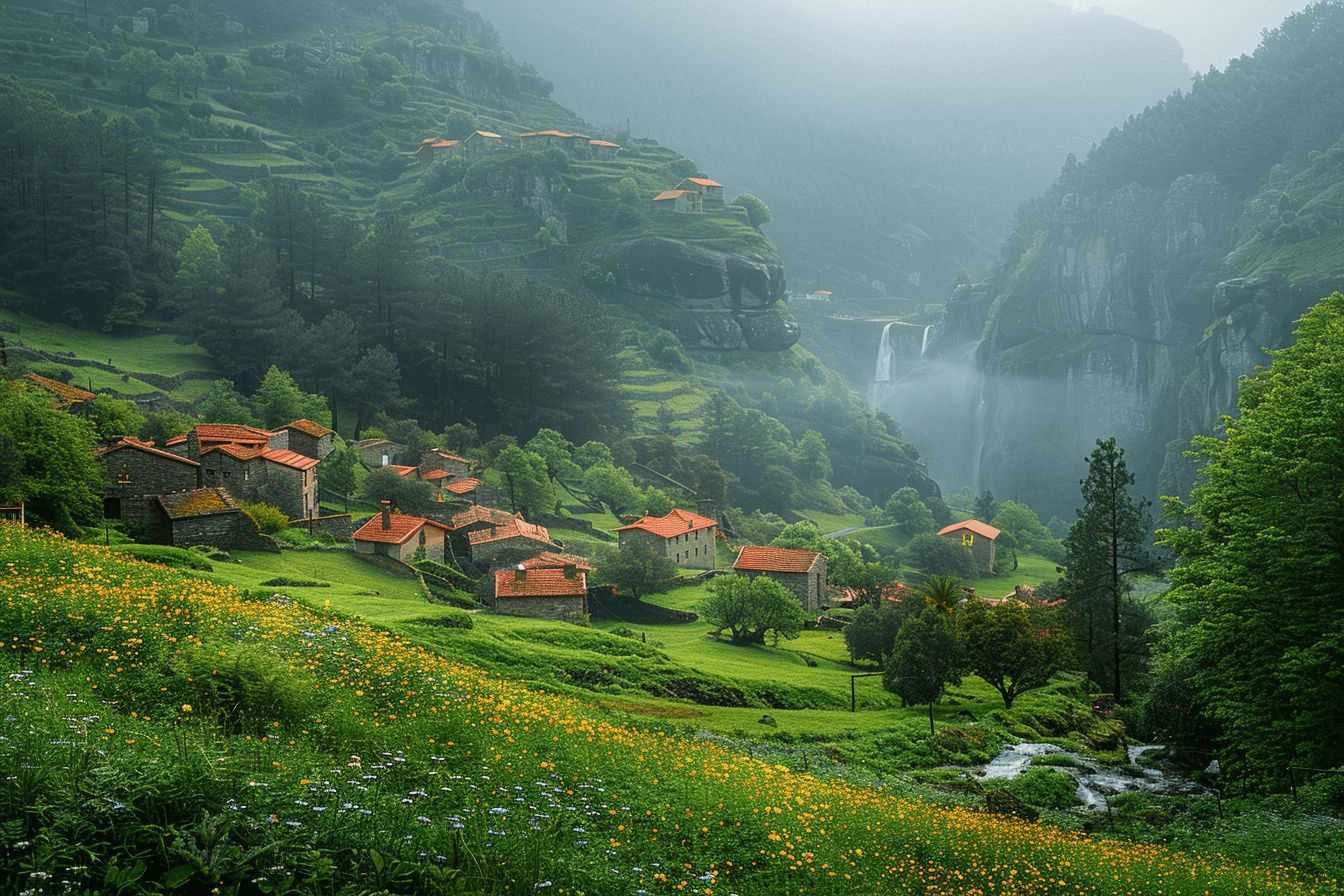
[991,767,1081,810]
[258,577,330,588]
[239,500,289,534]
[409,609,474,630]
[111,544,213,571]
[906,533,977,577]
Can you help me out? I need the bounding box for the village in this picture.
[9,370,1008,627]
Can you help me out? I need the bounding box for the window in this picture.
[961,532,975,547]
[115,470,131,484]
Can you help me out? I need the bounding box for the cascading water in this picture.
[920,325,932,357]
[969,372,989,494]
[873,322,897,383]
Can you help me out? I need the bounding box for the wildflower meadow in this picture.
[1,525,1336,895]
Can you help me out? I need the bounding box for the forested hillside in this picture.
[889,0,1344,514]
[0,0,938,516]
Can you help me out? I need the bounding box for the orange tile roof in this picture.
[473,130,502,139]
[97,437,201,467]
[421,469,452,482]
[194,423,276,445]
[283,419,333,438]
[426,448,473,466]
[811,290,832,296]
[685,177,723,188]
[733,545,823,574]
[615,508,717,539]
[937,519,1001,540]
[24,373,96,406]
[468,518,555,547]
[519,130,574,138]
[262,448,320,471]
[383,464,419,478]
[430,139,458,148]
[494,567,587,598]
[352,513,450,545]
[443,477,483,495]
[589,139,621,148]
[202,443,265,462]
[521,551,594,572]
[158,487,238,519]
[451,505,516,530]
[653,189,697,201]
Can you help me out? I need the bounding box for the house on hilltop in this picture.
[733,546,828,612]
[97,437,202,539]
[676,177,724,207]
[651,189,702,215]
[616,508,718,569]
[937,519,1000,574]
[415,137,460,167]
[353,501,450,564]
[273,419,334,461]
[589,139,621,157]
[462,129,505,158]
[492,566,587,623]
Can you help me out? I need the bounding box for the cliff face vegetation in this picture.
[920,2,1344,514]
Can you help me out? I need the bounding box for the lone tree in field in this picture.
[884,606,965,735]
[959,598,1073,709]
[1062,437,1150,700]
[595,542,678,601]
[703,574,808,645]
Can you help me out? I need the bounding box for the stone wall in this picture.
[289,514,358,540]
[494,595,587,624]
[744,557,827,612]
[619,525,716,569]
[470,535,553,566]
[171,511,279,553]
[101,449,200,540]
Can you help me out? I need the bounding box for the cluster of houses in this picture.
[651,176,726,216]
[414,128,623,167]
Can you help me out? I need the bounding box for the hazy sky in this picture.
[1060,1,1310,70]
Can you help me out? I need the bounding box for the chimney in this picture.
[380,500,392,530]
[514,565,526,581]
[563,565,576,580]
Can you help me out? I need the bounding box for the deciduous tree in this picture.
[594,542,679,601]
[959,598,1073,708]
[703,574,808,646]
[884,607,966,735]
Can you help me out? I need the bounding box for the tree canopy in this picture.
[703,574,808,646]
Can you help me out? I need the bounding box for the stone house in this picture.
[615,508,718,570]
[354,438,408,468]
[24,373,96,411]
[492,566,587,623]
[937,519,1000,574]
[420,449,474,478]
[462,129,505,158]
[97,437,202,539]
[274,419,334,462]
[732,546,828,612]
[352,502,450,564]
[588,139,621,157]
[521,550,594,572]
[156,488,276,551]
[652,189,702,215]
[449,505,516,535]
[468,517,558,566]
[199,444,320,521]
[676,177,725,208]
[518,130,586,152]
[415,137,460,167]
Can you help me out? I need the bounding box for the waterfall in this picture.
[920,325,932,357]
[873,322,897,383]
[969,374,988,494]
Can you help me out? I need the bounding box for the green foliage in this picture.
[959,599,1074,708]
[703,574,808,645]
[885,606,966,734]
[906,533,977,578]
[238,500,289,534]
[84,395,146,441]
[172,640,315,736]
[843,601,911,666]
[1157,293,1344,782]
[0,384,101,533]
[991,500,1056,554]
[113,47,165,100]
[320,442,358,503]
[795,429,832,482]
[881,486,936,537]
[986,768,1081,810]
[581,461,643,516]
[730,192,771,229]
[249,365,329,429]
[196,379,258,426]
[594,541,679,600]
[973,490,1000,521]
[359,467,432,512]
[494,445,557,517]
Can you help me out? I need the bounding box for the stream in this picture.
[977,742,1205,810]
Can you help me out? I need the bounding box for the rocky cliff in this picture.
[886,4,1344,515]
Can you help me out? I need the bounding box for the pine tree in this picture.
[1062,438,1150,699]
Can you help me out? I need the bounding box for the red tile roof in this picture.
[519,129,574,138]
[451,506,516,530]
[733,546,823,574]
[494,567,587,598]
[284,419,333,438]
[352,513,450,546]
[472,130,502,139]
[384,464,419,478]
[685,177,723,188]
[443,477,483,495]
[97,437,201,467]
[521,551,594,572]
[421,469,452,482]
[615,508,717,539]
[262,448,320,472]
[158,487,238,520]
[937,519,1001,540]
[425,449,473,466]
[201,443,265,462]
[194,423,276,445]
[24,373,96,406]
[653,189,697,202]
[589,139,621,149]
[468,518,555,547]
